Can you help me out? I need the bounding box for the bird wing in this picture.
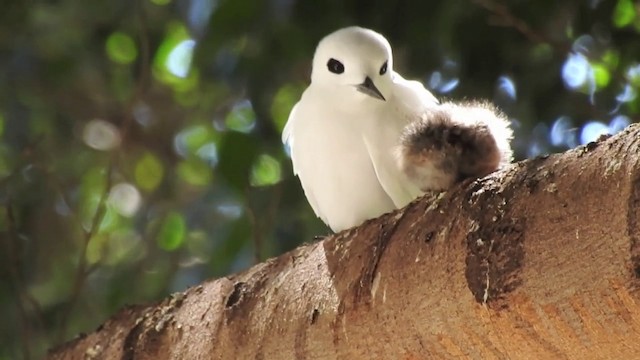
[361,74,438,208]
[282,102,328,224]
[281,103,297,148]
[362,130,422,209]
[391,72,439,109]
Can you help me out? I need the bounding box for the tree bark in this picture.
[49,124,640,360]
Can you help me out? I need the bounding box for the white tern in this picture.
[283,26,512,232]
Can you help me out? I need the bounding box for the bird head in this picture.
[310,27,394,105]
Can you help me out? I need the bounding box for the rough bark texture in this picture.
[49,124,640,359]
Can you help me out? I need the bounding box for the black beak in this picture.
[356,76,386,101]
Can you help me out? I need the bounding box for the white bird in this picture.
[283,26,512,232]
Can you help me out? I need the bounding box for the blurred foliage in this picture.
[0,0,639,358]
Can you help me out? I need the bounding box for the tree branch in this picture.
[48,124,640,359]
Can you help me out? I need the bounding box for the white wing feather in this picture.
[284,90,401,231]
[361,130,420,208]
[360,72,438,208]
[392,72,438,108]
[282,103,328,224]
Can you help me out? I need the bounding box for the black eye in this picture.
[327,58,344,74]
[379,61,388,75]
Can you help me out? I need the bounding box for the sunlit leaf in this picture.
[86,233,108,264]
[197,143,219,166]
[174,125,216,157]
[99,205,122,233]
[150,0,171,5]
[591,64,610,88]
[613,0,636,28]
[627,64,640,87]
[177,159,212,186]
[106,32,138,64]
[250,154,282,186]
[135,152,164,191]
[225,100,256,133]
[153,22,199,91]
[166,39,196,78]
[157,212,186,251]
[602,50,620,69]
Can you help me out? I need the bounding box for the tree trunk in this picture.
[49,124,640,360]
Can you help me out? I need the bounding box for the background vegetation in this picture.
[1,0,638,358]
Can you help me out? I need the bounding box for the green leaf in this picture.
[176,125,216,156]
[591,64,611,88]
[135,152,164,191]
[157,212,186,251]
[86,233,108,264]
[225,100,256,133]
[250,154,281,186]
[152,22,199,90]
[177,159,212,186]
[98,205,122,233]
[106,32,138,64]
[601,50,620,69]
[626,64,640,87]
[613,0,636,28]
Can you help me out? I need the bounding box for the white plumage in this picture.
[283,26,512,232]
[283,26,438,232]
